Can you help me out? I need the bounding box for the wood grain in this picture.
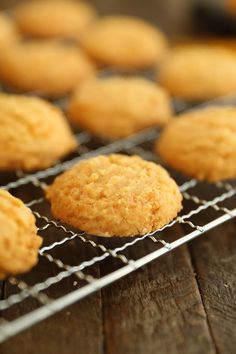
[188,219,236,354]
[101,226,216,354]
[0,219,235,353]
[1,295,103,354]
[0,225,104,354]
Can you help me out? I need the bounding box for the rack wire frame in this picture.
[0,98,236,343]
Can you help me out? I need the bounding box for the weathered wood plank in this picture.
[1,295,103,354]
[188,219,236,354]
[0,226,104,354]
[101,226,216,354]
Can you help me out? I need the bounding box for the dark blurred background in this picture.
[0,0,227,37]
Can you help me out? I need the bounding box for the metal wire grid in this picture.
[0,97,236,343]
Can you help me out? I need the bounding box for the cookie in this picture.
[0,40,95,97]
[158,46,236,101]
[0,93,76,171]
[46,154,182,237]
[13,0,96,40]
[67,77,172,138]
[156,106,236,181]
[0,13,19,48]
[0,189,42,279]
[81,16,167,69]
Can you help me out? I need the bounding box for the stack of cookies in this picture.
[0,0,236,279]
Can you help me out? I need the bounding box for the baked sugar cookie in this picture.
[14,0,96,40]
[0,41,95,97]
[0,189,42,279]
[156,106,236,181]
[81,16,167,69]
[46,154,182,237]
[158,46,236,101]
[68,77,172,138]
[0,13,19,48]
[0,93,76,171]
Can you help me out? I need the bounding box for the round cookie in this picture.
[67,77,172,138]
[0,189,42,279]
[0,40,95,97]
[158,46,236,101]
[0,13,19,48]
[46,154,182,237]
[156,106,236,181]
[13,0,96,40]
[81,16,167,69]
[0,93,77,171]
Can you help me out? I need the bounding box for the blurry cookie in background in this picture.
[0,40,95,97]
[13,0,96,40]
[0,93,76,171]
[81,16,167,69]
[0,13,19,48]
[158,45,236,101]
[0,189,42,280]
[67,76,172,138]
[156,106,236,182]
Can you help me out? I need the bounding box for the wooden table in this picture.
[1,218,236,354]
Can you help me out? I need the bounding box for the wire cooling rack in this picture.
[0,97,236,344]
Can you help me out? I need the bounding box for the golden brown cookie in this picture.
[156,106,236,181]
[0,189,42,279]
[46,154,182,237]
[81,16,167,69]
[0,13,19,48]
[13,0,96,40]
[158,46,236,101]
[67,77,172,138]
[0,40,95,97]
[0,93,76,171]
